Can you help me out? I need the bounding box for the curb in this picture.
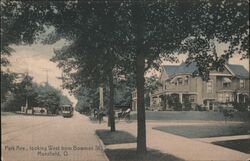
[95,133,110,161]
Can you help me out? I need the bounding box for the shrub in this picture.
[183,100,192,111]
[195,104,206,111]
[173,101,182,111]
[232,102,248,112]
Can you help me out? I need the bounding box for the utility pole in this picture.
[41,68,50,85]
[24,72,30,113]
[99,86,104,110]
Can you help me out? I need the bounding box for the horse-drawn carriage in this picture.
[117,108,131,121]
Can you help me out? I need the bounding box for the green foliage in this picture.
[195,104,207,111]
[232,102,248,112]
[173,101,182,111]
[1,0,249,153]
[114,79,133,107]
[183,99,192,111]
[36,85,60,114]
[145,76,160,93]
[12,75,38,109]
[166,95,183,111]
[1,94,19,111]
[35,83,72,114]
[1,71,16,102]
[2,74,71,113]
[75,87,99,114]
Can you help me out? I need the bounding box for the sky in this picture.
[5,41,249,105]
[6,40,78,106]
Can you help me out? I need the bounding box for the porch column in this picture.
[99,87,104,109]
[243,94,246,103]
[236,93,240,103]
[165,94,169,109]
[179,93,183,103]
[206,100,210,110]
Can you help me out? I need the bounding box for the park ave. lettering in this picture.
[5,145,100,152]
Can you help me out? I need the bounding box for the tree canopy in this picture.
[1,0,249,153]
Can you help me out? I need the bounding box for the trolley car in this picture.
[61,105,74,118]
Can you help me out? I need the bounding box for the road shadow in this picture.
[96,129,136,145]
[105,148,185,161]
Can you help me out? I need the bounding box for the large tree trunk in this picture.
[108,73,116,132]
[134,1,147,154]
[136,53,146,153]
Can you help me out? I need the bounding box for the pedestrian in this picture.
[98,110,104,124]
[94,108,98,118]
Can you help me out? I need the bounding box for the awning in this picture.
[222,77,232,83]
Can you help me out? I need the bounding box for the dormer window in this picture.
[240,79,245,88]
[177,78,183,85]
[222,77,231,88]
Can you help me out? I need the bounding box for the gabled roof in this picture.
[163,65,179,75]
[163,62,249,79]
[163,62,198,76]
[227,64,249,79]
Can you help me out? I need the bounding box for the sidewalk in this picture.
[96,121,249,161]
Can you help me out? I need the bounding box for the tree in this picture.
[116,0,248,153]
[1,0,249,154]
[50,1,131,132]
[1,71,16,103]
[2,74,38,111]
[35,84,69,114]
[74,87,99,114]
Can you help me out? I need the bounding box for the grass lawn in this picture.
[130,111,250,122]
[1,112,16,116]
[96,129,136,145]
[153,123,250,138]
[105,148,184,161]
[213,139,250,154]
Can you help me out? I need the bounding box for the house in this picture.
[132,90,137,111]
[132,62,249,111]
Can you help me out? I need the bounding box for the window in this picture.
[223,82,231,88]
[218,92,231,102]
[165,82,168,90]
[218,93,223,102]
[222,77,231,88]
[177,78,183,85]
[240,79,245,88]
[207,80,213,93]
[225,93,230,102]
[184,76,189,85]
[189,95,196,103]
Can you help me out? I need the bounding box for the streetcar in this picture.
[61,104,74,118]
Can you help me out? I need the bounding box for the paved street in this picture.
[1,112,108,161]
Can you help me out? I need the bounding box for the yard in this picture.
[153,123,250,138]
[213,139,250,154]
[130,111,250,122]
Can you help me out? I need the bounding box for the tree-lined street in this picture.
[1,1,249,160]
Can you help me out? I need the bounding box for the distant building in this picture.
[132,62,249,111]
[132,90,137,111]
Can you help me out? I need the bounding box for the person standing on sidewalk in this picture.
[98,109,104,124]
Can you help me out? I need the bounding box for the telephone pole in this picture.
[41,68,50,85]
[99,86,104,110]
